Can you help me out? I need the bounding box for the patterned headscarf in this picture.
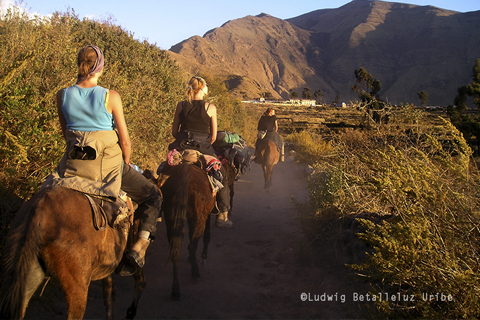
[77,45,105,83]
[88,45,104,74]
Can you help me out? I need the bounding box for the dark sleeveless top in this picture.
[257,115,277,132]
[179,100,210,134]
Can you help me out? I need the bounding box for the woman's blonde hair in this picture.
[185,76,207,103]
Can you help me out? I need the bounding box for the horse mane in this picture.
[0,191,45,319]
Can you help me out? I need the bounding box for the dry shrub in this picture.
[286,130,335,164]
[293,106,480,318]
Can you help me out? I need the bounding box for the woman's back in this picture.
[179,100,210,134]
[257,115,277,132]
[62,85,113,131]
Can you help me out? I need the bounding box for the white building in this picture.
[289,99,316,106]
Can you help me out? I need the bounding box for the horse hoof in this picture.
[192,273,200,279]
[171,292,181,301]
[126,306,137,319]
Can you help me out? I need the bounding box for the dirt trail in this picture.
[25,155,369,319]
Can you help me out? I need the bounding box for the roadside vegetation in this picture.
[287,104,480,318]
[2,6,479,319]
[0,9,252,250]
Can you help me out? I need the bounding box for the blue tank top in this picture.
[61,85,114,131]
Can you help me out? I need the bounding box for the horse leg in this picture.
[171,258,181,300]
[61,278,89,320]
[101,275,115,320]
[187,237,201,278]
[200,214,211,261]
[166,213,182,301]
[265,164,273,189]
[187,220,201,278]
[21,259,45,318]
[262,164,269,189]
[163,209,181,300]
[49,252,90,320]
[125,268,146,320]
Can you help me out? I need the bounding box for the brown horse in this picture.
[0,186,143,320]
[157,163,216,300]
[255,139,280,189]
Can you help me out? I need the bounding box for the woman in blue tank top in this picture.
[56,45,162,274]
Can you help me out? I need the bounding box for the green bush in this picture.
[0,8,256,250]
[0,9,184,198]
[0,9,186,248]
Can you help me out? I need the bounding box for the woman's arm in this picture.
[274,119,278,132]
[171,102,183,139]
[56,89,67,139]
[109,90,132,164]
[207,103,217,144]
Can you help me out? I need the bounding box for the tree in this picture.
[447,58,480,155]
[290,90,298,99]
[333,94,340,105]
[314,89,324,104]
[417,90,428,107]
[302,87,313,99]
[453,58,480,110]
[351,67,389,125]
[262,91,274,100]
[351,67,382,103]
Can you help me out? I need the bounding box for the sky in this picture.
[1,0,479,50]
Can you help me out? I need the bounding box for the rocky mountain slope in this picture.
[168,0,480,106]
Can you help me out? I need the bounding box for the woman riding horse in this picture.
[168,76,232,227]
[256,107,284,162]
[48,45,161,273]
[0,44,160,320]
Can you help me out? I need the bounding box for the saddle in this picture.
[84,193,136,231]
[156,149,224,193]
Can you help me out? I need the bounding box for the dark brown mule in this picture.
[0,186,143,320]
[255,139,280,189]
[157,163,216,300]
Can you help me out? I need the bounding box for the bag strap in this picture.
[104,89,110,110]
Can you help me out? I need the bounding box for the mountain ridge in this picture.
[167,0,480,106]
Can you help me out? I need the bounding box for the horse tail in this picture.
[0,193,44,319]
[168,163,191,263]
